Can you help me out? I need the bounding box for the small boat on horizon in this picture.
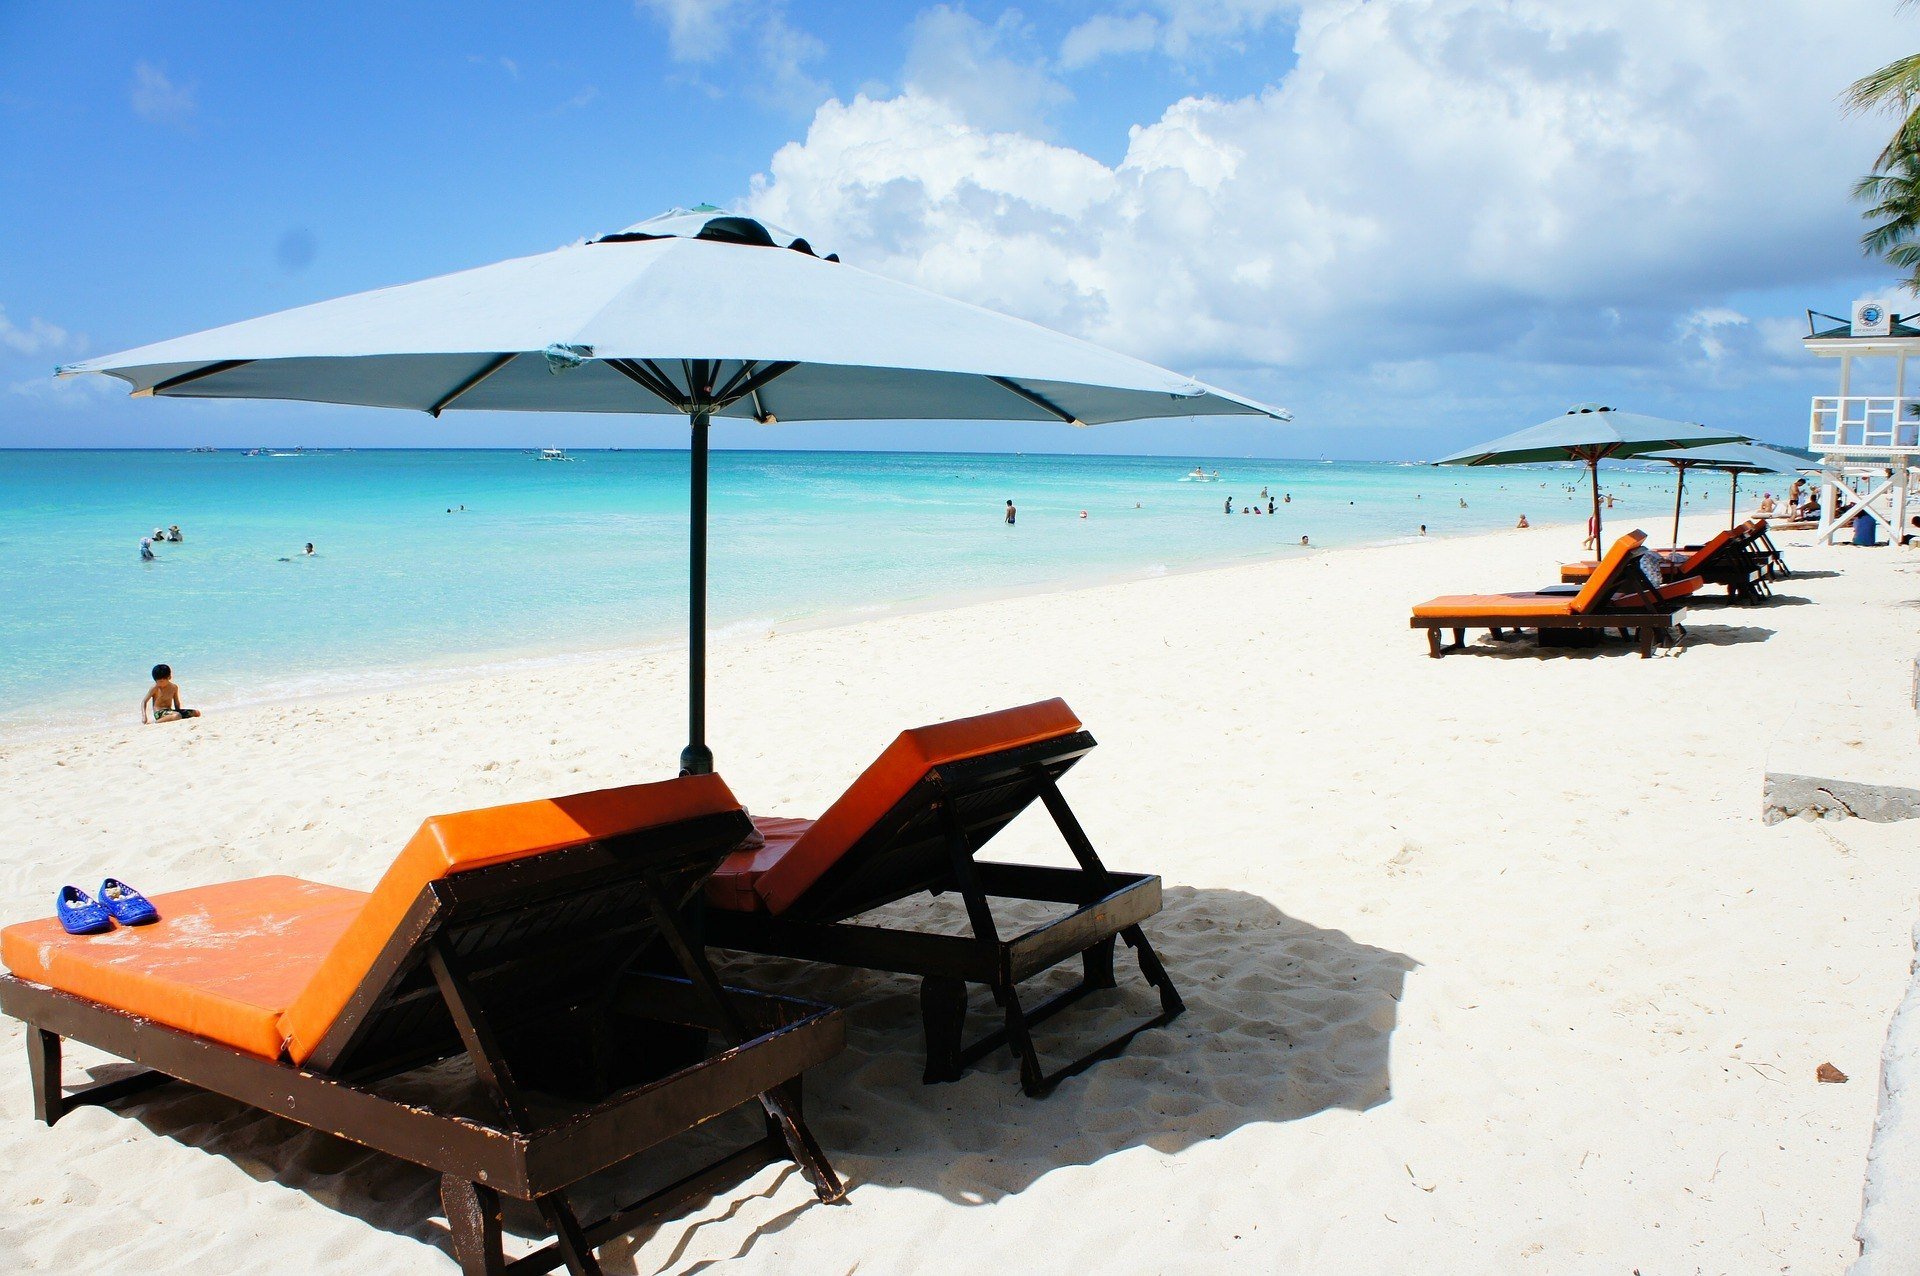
[537,448,575,462]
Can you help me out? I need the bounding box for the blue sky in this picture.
[0,1,1910,458]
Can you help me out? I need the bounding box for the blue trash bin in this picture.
[1853,508,1879,546]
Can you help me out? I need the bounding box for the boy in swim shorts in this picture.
[143,664,201,724]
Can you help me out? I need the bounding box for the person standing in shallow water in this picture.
[1004,499,1016,525]
[1225,496,1233,514]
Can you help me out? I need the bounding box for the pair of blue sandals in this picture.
[57,880,159,934]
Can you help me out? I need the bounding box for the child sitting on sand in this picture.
[142,664,201,724]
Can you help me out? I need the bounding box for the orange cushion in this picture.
[1568,532,1647,613]
[2,877,367,1059]
[707,699,1083,916]
[1411,593,1577,620]
[1658,576,1704,602]
[1677,528,1736,575]
[704,816,812,912]
[279,772,742,1063]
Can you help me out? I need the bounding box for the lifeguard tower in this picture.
[1803,300,1920,544]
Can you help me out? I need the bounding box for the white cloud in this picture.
[1064,0,1298,65]
[901,6,1070,135]
[554,85,601,113]
[0,306,78,359]
[634,1,830,116]
[1675,307,1751,366]
[468,54,521,79]
[1060,14,1162,70]
[9,373,119,409]
[751,13,829,115]
[635,0,748,62]
[748,0,1902,390]
[130,62,196,127]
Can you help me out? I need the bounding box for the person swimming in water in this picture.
[1005,499,1016,525]
[139,537,156,562]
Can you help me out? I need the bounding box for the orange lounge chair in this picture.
[1558,524,1771,602]
[1411,530,1701,658]
[1,776,844,1276]
[704,699,1183,1098]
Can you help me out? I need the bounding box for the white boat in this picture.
[1181,467,1222,482]
[537,448,574,462]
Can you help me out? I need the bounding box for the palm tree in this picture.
[1856,154,1920,281]
[1846,18,1920,285]
[1846,51,1920,166]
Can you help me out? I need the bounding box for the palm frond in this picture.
[1845,52,1920,114]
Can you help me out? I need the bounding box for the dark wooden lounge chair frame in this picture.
[1413,550,1685,659]
[705,731,1183,1098]
[1,808,846,1276]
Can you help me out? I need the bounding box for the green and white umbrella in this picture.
[58,207,1288,774]
[1434,404,1746,550]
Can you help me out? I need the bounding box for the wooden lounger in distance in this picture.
[1558,523,1772,603]
[703,699,1183,1098]
[0,776,845,1276]
[1411,530,1701,658]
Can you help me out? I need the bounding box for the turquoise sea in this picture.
[0,448,1726,735]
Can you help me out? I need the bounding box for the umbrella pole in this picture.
[1671,465,1685,548]
[1729,473,1739,530]
[1589,458,1602,553]
[681,408,713,776]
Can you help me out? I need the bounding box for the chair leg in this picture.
[441,1176,506,1276]
[759,1081,845,1203]
[1426,628,1443,658]
[537,1193,602,1276]
[920,976,968,1084]
[1639,626,1656,658]
[1451,627,1465,650]
[28,1027,62,1127]
[990,981,1047,1097]
[1122,924,1186,1017]
[1082,936,1118,990]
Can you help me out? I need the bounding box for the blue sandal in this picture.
[98,879,159,926]
[57,886,114,935]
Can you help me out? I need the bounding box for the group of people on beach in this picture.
[1756,478,1820,523]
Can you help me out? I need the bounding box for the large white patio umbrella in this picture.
[60,207,1287,773]
[1433,404,1746,552]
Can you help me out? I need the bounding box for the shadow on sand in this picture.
[1442,619,1774,659]
[32,886,1410,1273]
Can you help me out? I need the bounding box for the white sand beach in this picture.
[2,516,1917,1274]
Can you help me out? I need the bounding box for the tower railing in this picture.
[1809,396,1920,452]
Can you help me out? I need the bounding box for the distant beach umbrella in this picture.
[1432,404,1746,551]
[1639,441,1823,541]
[58,207,1287,774]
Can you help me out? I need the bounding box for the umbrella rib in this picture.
[988,376,1085,426]
[727,360,796,406]
[426,353,516,418]
[712,361,760,405]
[606,358,688,410]
[131,359,255,398]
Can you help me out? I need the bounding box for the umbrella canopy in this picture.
[1433,404,1746,550]
[1639,441,1824,540]
[59,207,1277,427]
[60,208,1288,774]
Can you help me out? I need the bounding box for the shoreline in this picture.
[2,513,1605,747]
[2,512,1914,1272]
